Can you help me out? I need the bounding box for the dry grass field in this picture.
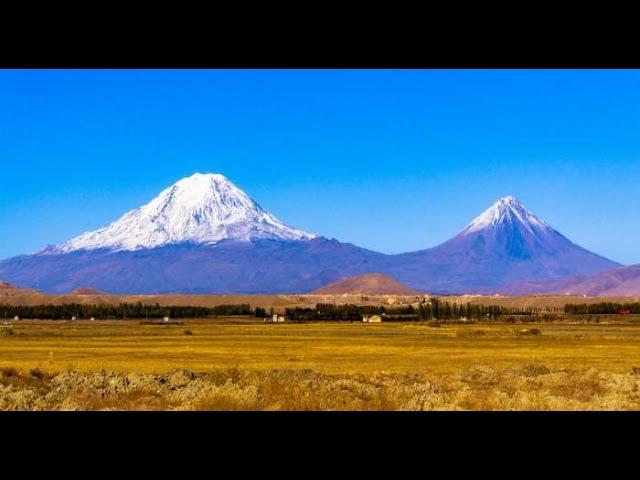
[2,320,640,410]
[2,320,640,374]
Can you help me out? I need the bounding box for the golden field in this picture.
[2,320,640,410]
[2,320,640,374]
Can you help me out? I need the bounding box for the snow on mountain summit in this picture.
[57,173,316,252]
[461,196,551,235]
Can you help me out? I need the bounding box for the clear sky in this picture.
[1,69,639,264]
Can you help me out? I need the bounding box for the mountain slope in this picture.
[0,239,384,294]
[0,182,621,294]
[56,173,314,253]
[381,197,620,293]
[503,264,640,296]
[0,281,39,296]
[70,287,104,295]
[312,273,420,295]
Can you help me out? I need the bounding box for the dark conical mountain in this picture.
[0,180,620,295]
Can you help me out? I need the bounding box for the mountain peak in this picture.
[179,172,229,184]
[497,195,519,204]
[462,196,550,235]
[56,173,316,252]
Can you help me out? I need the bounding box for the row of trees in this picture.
[285,300,540,322]
[285,303,413,322]
[1,300,570,321]
[564,302,640,315]
[417,299,539,321]
[0,302,254,320]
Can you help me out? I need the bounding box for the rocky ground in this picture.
[2,366,640,411]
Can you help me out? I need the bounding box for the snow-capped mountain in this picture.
[461,196,552,237]
[0,189,621,295]
[449,195,574,260]
[385,196,620,293]
[56,173,315,253]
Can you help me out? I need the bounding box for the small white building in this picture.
[164,316,170,322]
[363,315,383,323]
[266,314,285,323]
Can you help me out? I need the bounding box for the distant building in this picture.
[266,314,285,323]
[164,316,170,322]
[363,315,382,323]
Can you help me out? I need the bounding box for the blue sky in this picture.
[1,69,639,264]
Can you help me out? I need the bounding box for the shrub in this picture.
[522,364,551,377]
[184,329,193,336]
[29,367,46,379]
[519,328,542,336]
[0,367,18,378]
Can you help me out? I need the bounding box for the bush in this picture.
[0,367,18,378]
[29,367,46,379]
[184,329,193,336]
[518,328,542,336]
[522,364,551,377]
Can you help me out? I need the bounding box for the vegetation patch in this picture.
[518,328,542,336]
[1,366,639,411]
[455,329,486,338]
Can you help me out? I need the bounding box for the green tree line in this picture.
[285,300,540,322]
[0,302,254,320]
[564,302,640,315]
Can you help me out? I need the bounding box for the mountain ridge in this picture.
[0,176,622,294]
